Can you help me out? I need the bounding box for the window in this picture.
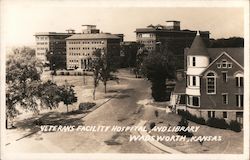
[222,72,228,82]
[223,112,227,118]
[192,57,196,66]
[206,72,216,94]
[193,97,199,106]
[236,95,243,107]
[187,57,190,66]
[193,76,196,86]
[187,96,200,107]
[222,94,228,104]
[217,63,221,68]
[222,60,227,68]
[235,73,243,87]
[208,111,215,118]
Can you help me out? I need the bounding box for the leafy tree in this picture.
[120,42,141,68]
[92,49,119,99]
[142,44,175,101]
[135,46,148,78]
[59,82,78,113]
[5,47,63,128]
[209,37,244,48]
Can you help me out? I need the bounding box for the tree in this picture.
[135,45,148,78]
[142,44,175,101]
[6,47,63,128]
[92,49,119,99]
[59,82,77,113]
[120,42,141,68]
[209,37,244,48]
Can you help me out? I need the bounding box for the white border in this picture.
[1,0,249,160]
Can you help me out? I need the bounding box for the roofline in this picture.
[201,51,244,75]
[34,32,73,36]
[65,34,121,40]
[135,29,209,34]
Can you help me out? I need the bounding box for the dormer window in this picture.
[217,59,232,69]
[222,60,227,68]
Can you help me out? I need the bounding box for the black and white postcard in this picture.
[1,0,249,160]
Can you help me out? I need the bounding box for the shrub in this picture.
[60,72,64,75]
[177,110,206,125]
[177,117,193,137]
[229,120,241,132]
[149,122,156,129]
[207,118,229,129]
[79,102,96,110]
[78,72,82,76]
[66,72,70,76]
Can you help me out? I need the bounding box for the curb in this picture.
[5,91,121,146]
[137,120,184,154]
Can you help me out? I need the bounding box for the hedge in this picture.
[229,120,241,132]
[177,109,206,125]
[207,117,229,129]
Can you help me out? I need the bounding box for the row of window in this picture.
[208,111,243,119]
[208,111,230,118]
[206,72,243,94]
[37,48,48,50]
[68,41,105,44]
[187,72,243,89]
[36,53,45,55]
[68,53,91,56]
[37,42,48,45]
[187,94,243,107]
[68,47,105,50]
[222,94,243,107]
[68,59,79,63]
[36,36,49,40]
[138,40,155,44]
[137,33,155,38]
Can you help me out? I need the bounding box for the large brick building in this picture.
[66,25,121,70]
[171,33,244,124]
[34,31,74,69]
[135,20,210,69]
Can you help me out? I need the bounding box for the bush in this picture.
[229,120,241,132]
[207,118,229,129]
[177,117,193,137]
[177,109,206,125]
[78,72,82,76]
[66,72,70,76]
[79,102,96,110]
[149,122,156,129]
[60,72,64,75]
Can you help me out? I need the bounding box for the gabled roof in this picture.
[201,51,244,75]
[187,35,209,56]
[66,33,120,40]
[207,48,244,66]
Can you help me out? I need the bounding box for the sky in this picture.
[1,0,244,47]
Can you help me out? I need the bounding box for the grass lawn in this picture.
[7,71,129,144]
[145,107,243,154]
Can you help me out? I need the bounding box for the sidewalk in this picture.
[136,120,183,154]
